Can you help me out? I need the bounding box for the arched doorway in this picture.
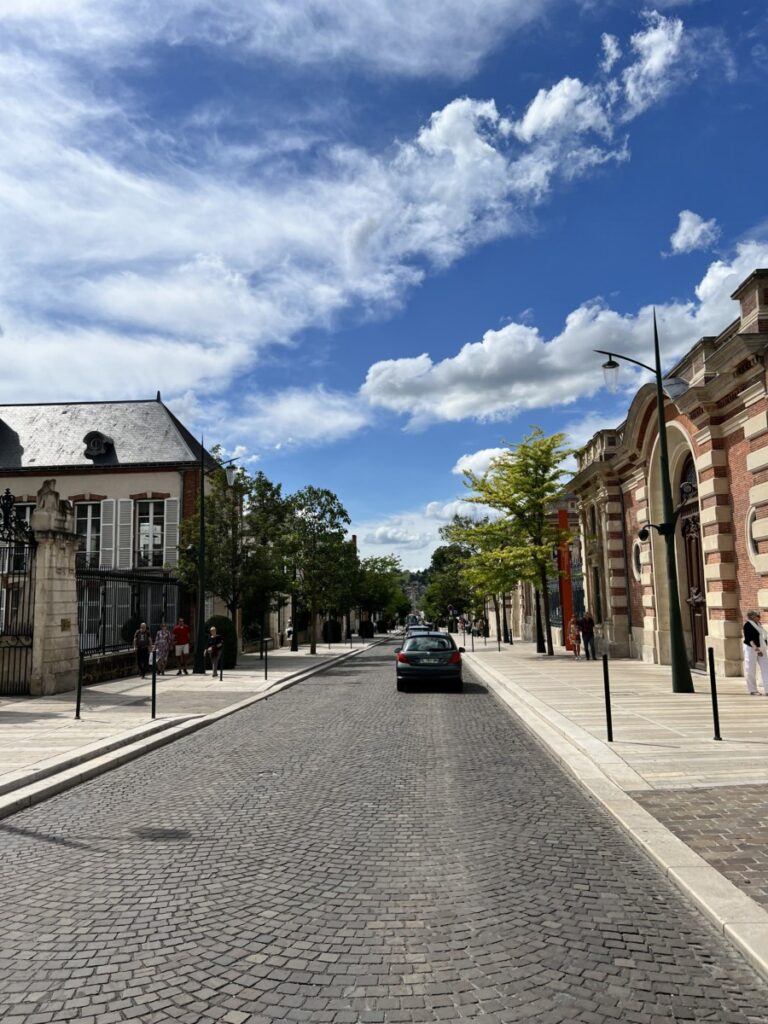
[679,455,707,668]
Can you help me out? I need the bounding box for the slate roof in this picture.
[0,399,217,472]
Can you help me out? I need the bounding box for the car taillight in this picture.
[397,652,409,663]
[449,651,462,664]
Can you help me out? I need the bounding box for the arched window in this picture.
[679,454,698,504]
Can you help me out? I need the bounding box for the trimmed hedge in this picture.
[358,620,374,639]
[204,614,238,669]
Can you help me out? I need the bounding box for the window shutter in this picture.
[164,498,180,568]
[100,499,115,569]
[117,499,134,569]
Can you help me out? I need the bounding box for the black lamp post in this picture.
[595,311,694,694]
[193,439,237,675]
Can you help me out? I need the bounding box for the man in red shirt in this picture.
[172,617,191,675]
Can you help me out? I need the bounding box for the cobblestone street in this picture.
[635,785,768,911]
[1,642,768,1023]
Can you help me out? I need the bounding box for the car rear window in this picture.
[404,637,454,652]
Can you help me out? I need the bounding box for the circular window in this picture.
[632,541,642,581]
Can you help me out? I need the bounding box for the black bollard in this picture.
[602,654,613,743]
[708,646,722,741]
[75,652,84,720]
[264,640,268,681]
[151,652,157,719]
[471,631,475,652]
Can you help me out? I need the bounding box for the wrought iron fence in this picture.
[76,567,181,656]
[0,489,36,695]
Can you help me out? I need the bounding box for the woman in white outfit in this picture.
[743,609,768,695]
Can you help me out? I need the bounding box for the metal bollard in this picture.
[708,646,722,741]
[471,631,475,652]
[264,641,268,681]
[75,652,84,720]
[602,654,613,743]
[151,653,157,719]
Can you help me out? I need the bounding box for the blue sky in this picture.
[1,1,767,567]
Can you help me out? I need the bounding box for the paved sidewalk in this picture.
[462,637,768,980]
[0,639,371,798]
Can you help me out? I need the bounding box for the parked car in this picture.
[395,632,464,692]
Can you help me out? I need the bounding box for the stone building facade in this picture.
[570,268,768,677]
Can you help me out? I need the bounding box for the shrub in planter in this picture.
[358,620,374,638]
[204,615,238,669]
[322,618,342,643]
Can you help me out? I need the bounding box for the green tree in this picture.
[357,555,405,626]
[243,472,292,650]
[287,486,351,654]
[178,462,291,656]
[421,543,472,625]
[177,456,253,624]
[462,428,571,656]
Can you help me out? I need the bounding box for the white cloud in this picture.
[512,77,611,143]
[0,7,734,431]
[362,240,768,428]
[451,448,508,477]
[601,33,621,73]
[0,0,556,79]
[363,526,432,548]
[622,11,686,117]
[225,387,370,448]
[424,499,489,521]
[669,209,720,255]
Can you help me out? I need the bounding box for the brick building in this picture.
[570,268,768,677]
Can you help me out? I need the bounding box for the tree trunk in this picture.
[502,592,510,644]
[539,566,554,656]
[290,589,299,652]
[534,588,545,653]
[310,600,317,654]
[493,594,501,643]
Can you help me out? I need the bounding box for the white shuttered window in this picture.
[117,499,134,569]
[163,498,180,567]
[100,499,115,569]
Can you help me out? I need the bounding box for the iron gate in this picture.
[76,567,181,657]
[0,490,36,696]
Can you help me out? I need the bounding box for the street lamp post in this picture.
[193,439,237,674]
[595,311,694,694]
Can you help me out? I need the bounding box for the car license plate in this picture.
[421,658,440,664]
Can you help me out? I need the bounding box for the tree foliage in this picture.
[461,428,572,654]
[286,485,351,654]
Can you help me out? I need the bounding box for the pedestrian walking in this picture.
[743,609,768,695]
[206,626,224,679]
[133,621,152,679]
[579,610,596,661]
[153,622,172,675]
[172,617,190,675]
[567,615,581,659]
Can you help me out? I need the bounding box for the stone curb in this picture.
[464,652,768,984]
[0,639,384,823]
[0,716,194,798]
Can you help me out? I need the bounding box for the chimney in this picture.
[731,269,768,334]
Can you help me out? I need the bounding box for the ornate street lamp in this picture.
[193,439,237,674]
[595,311,694,694]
